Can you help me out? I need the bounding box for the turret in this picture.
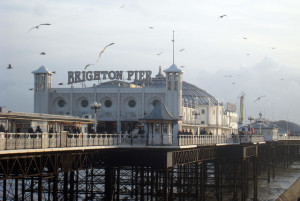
[163,64,183,118]
[32,66,53,113]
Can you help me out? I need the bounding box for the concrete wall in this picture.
[276,177,300,201]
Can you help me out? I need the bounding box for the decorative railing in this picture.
[278,135,300,140]
[178,135,234,146]
[1,132,295,151]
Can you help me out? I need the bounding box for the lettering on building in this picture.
[68,70,152,84]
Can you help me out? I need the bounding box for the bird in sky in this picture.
[179,66,185,68]
[96,43,115,63]
[218,15,227,19]
[149,26,154,29]
[40,52,46,55]
[246,53,250,56]
[157,51,162,56]
[254,95,266,102]
[232,82,235,84]
[29,88,33,91]
[84,64,94,70]
[271,47,276,50]
[52,71,56,74]
[58,83,63,85]
[281,78,284,80]
[120,4,126,8]
[179,48,185,52]
[27,23,51,33]
[243,37,247,40]
[7,64,12,69]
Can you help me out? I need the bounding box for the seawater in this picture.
[247,162,300,201]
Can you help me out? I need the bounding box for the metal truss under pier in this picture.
[0,143,299,201]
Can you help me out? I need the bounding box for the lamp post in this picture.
[90,102,101,133]
[192,110,200,136]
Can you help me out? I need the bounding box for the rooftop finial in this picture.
[172,30,175,65]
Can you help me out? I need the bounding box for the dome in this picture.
[32,65,53,74]
[182,81,219,106]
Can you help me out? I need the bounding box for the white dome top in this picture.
[163,64,183,73]
[32,65,53,74]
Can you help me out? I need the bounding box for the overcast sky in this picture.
[1,0,300,124]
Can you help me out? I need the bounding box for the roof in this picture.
[141,102,178,121]
[182,81,220,106]
[163,64,183,73]
[32,65,53,74]
[0,111,95,124]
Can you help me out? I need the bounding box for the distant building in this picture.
[32,64,238,135]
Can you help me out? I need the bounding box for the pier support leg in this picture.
[53,173,58,201]
[3,179,7,201]
[15,178,19,201]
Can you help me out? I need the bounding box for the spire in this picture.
[172,30,175,65]
[156,66,165,78]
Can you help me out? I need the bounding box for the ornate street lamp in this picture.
[90,102,101,133]
[192,110,200,135]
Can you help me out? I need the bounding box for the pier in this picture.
[0,131,300,201]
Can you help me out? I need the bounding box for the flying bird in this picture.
[149,26,154,29]
[52,71,56,74]
[120,4,126,8]
[246,53,250,56]
[157,51,162,56]
[58,83,63,85]
[29,88,34,91]
[243,37,247,40]
[96,43,115,63]
[7,64,12,69]
[232,82,235,84]
[254,95,266,102]
[271,47,276,50]
[179,48,185,52]
[27,23,51,33]
[179,66,185,68]
[218,15,227,19]
[40,52,46,55]
[84,64,94,70]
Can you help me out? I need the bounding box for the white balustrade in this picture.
[1,132,298,151]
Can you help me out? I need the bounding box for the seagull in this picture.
[218,15,227,19]
[120,4,126,8]
[58,82,63,85]
[27,23,51,33]
[40,52,46,55]
[281,78,284,80]
[243,37,247,40]
[179,66,185,68]
[29,88,34,91]
[157,51,162,56]
[254,95,266,102]
[179,48,185,52]
[232,82,235,84]
[84,64,94,70]
[7,64,13,69]
[96,43,115,63]
[52,71,56,74]
[246,53,250,56]
[149,26,154,29]
[271,47,276,50]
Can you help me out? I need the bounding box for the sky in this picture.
[1,0,300,124]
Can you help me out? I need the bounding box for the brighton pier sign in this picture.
[68,70,152,84]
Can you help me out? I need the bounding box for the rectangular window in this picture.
[163,124,168,134]
[201,121,205,124]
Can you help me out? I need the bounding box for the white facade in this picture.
[32,65,238,134]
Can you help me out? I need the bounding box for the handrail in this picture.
[1,132,298,151]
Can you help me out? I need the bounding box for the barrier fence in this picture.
[0,132,297,151]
